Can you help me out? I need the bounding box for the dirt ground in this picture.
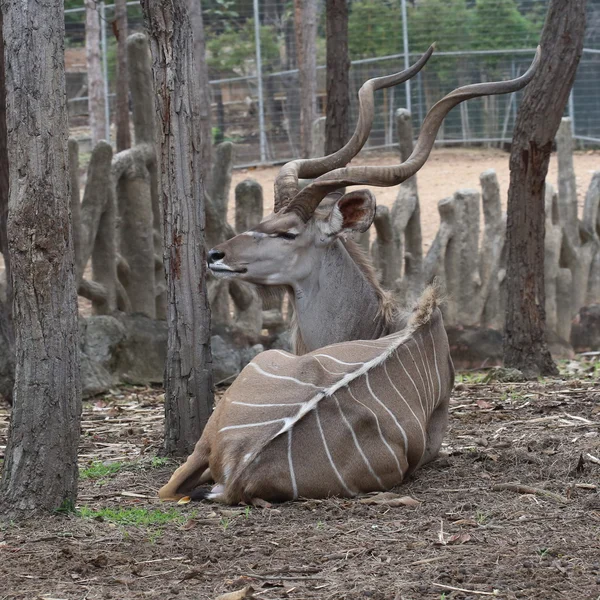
[1,364,599,600]
[230,147,600,250]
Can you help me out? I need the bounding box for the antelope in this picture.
[159,46,541,503]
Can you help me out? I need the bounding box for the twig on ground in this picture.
[585,453,600,465]
[240,573,326,581]
[431,582,499,596]
[492,483,569,504]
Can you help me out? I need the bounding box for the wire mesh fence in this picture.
[64,0,600,166]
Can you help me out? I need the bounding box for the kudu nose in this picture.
[208,248,225,264]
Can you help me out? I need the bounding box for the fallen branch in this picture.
[492,483,569,504]
[431,583,499,596]
[585,453,600,466]
[240,573,325,581]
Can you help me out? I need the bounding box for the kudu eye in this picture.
[277,232,298,241]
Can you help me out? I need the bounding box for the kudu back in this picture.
[160,287,453,503]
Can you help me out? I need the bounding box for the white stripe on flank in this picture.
[275,349,365,375]
[231,401,305,408]
[382,360,427,452]
[332,394,384,489]
[315,405,355,496]
[400,344,429,418]
[219,417,283,432]
[429,328,442,406]
[287,429,298,499]
[365,372,408,454]
[312,356,350,376]
[346,386,403,476]
[313,354,365,366]
[248,362,321,389]
[414,334,435,413]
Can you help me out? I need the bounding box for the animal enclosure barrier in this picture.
[64,0,600,166]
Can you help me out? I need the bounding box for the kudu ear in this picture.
[326,190,376,236]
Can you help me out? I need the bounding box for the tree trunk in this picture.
[325,0,349,155]
[0,7,14,404]
[0,0,82,516]
[114,0,131,151]
[294,0,318,159]
[503,0,586,378]
[141,0,214,456]
[190,0,213,191]
[86,0,107,145]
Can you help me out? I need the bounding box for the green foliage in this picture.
[78,506,193,527]
[348,0,403,60]
[408,0,473,54]
[471,0,540,51]
[207,19,280,76]
[80,461,125,480]
[55,498,78,515]
[150,456,169,468]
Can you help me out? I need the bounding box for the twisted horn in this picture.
[285,46,542,222]
[273,44,436,212]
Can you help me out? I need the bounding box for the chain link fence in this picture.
[64,0,600,165]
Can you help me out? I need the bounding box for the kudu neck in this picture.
[290,239,390,352]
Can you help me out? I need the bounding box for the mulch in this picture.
[1,368,599,600]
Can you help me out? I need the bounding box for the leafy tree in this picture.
[206,19,280,76]
[348,0,402,60]
[471,0,539,51]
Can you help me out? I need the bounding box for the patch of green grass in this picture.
[475,510,489,525]
[150,456,169,468]
[80,461,125,480]
[455,372,487,384]
[78,506,194,527]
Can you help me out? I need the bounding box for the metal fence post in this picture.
[100,1,110,142]
[401,0,411,114]
[569,89,576,136]
[253,0,267,163]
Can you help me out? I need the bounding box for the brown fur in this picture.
[290,238,403,355]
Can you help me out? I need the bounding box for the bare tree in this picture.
[294,0,318,158]
[0,6,14,404]
[86,0,107,145]
[503,0,586,377]
[141,0,214,456]
[114,0,131,151]
[0,0,81,516]
[325,0,350,155]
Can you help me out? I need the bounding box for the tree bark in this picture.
[0,0,82,516]
[0,6,14,404]
[85,0,107,145]
[503,0,586,377]
[190,0,213,191]
[114,0,131,151]
[294,0,318,159]
[141,0,214,456]
[325,0,349,155]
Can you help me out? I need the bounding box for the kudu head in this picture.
[208,45,541,287]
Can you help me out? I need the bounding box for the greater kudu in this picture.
[207,46,541,353]
[159,47,541,504]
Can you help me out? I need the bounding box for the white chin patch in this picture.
[209,261,242,279]
[210,269,239,280]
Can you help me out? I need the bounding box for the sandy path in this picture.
[229,147,599,251]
